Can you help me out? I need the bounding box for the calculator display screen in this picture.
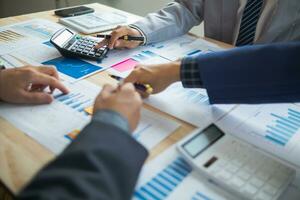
[182,125,224,158]
[53,29,73,47]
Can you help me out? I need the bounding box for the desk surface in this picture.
[0,3,232,194]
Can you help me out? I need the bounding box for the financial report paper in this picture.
[134,144,300,200]
[216,103,300,169]
[0,19,63,55]
[0,80,180,154]
[149,35,223,61]
[145,82,236,128]
[134,145,236,200]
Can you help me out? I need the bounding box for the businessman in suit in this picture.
[96,0,300,49]
[0,65,147,199]
[125,42,300,104]
[94,0,300,104]
[3,43,299,200]
[93,0,300,103]
[17,83,147,200]
[1,3,299,199]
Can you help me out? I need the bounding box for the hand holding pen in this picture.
[110,74,153,95]
[122,61,182,98]
[94,25,144,50]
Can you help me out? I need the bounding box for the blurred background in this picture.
[0,0,203,36]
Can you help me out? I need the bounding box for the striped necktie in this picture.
[236,0,264,46]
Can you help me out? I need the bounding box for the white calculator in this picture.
[177,124,296,200]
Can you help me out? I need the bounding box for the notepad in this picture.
[59,12,127,34]
[111,58,138,72]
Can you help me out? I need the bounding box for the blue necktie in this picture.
[236,0,264,46]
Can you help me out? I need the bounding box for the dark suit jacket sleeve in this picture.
[181,42,300,104]
[18,111,148,200]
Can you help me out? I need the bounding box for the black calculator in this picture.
[50,28,109,61]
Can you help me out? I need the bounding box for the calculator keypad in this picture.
[204,142,295,200]
[69,37,108,59]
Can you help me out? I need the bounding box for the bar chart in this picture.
[0,30,25,43]
[110,49,169,76]
[133,124,152,140]
[146,82,221,127]
[167,83,209,105]
[0,29,32,55]
[131,50,161,63]
[12,19,62,40]
[134,157,192,200]
[191,191,213,200]
[218,104,300,152]
[216,104,300,167]
[133,53,148,61]
[265,108,300,146]
[184,90,209,105]
[54,92,93,115]
[142,50,158,57]
[150,35,195,51]
[149,35,221,61]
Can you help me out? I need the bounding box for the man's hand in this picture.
[93,83,142,132]
[0,66,69,104]
[95,26,143,50]
[124,61,181,98]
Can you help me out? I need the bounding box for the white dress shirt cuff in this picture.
[128,24,147,45]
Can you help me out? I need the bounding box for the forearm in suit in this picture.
[18,110,148,200]
[181,42,300,104]
[131,0,203,44]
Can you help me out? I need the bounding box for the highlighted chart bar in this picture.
[65,130,80,141]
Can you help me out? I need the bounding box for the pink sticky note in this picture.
[112,58,139,72]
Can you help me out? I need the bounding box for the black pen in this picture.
[97,34,144,42]
[110,74,153,94]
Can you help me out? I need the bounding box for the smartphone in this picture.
[55,6,94,17]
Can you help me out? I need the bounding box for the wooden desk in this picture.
[0,3,231,195]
